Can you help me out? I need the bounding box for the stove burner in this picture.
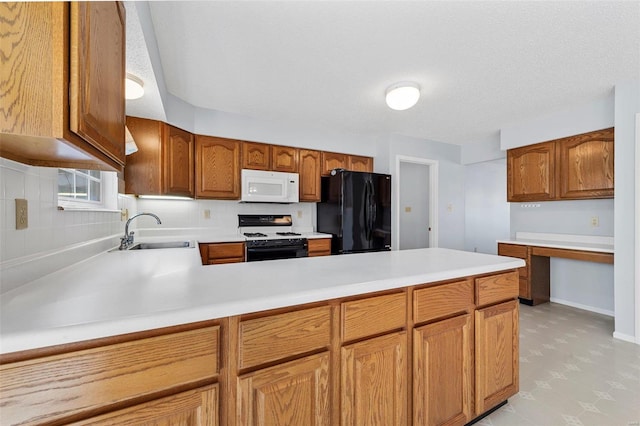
[244,232,267,237]
[276,232,302,236]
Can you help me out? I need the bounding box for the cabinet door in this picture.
[507,141,555,201]
[299,149,321,202]
[196,136,241,199]
[558,128,614,199]
[69,2,125,166]
[348,155,373,172]
[414,314,472,426]
[341,331,407,426]
[125,117,163,195]
[271,145,299,173]
[237,353,330,425]
[242,141,270,170]
[164,124,195,197]
[475,300,519,414]
[321,151,347,176]
[70,385,218,426]
[307,238,331,257]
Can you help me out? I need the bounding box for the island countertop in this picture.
[0,247,524,355]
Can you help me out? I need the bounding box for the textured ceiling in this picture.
[131,1,639,146]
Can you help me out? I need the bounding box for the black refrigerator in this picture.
[317,170,392,254]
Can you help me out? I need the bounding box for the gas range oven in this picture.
[238,214,308,262]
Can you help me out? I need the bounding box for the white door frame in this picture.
[635,113,640,344]
[394,155,439,250]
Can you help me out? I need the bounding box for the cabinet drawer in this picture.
[238,306,331,369]
[414,280,473,324]
[497,243,527,259]
[208,242,244,259]
[475,271,519,307]
[0,326,219,426]
[308,238,331,257]
[342,292,406,342]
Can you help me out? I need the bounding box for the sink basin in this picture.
[128,241,193,250]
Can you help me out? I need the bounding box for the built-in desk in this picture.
[497,232,614,305]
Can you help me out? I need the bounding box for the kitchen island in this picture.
[0,247,524,425]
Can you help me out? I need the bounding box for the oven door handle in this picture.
[247,246,307,253]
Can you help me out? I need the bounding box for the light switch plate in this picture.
[15,198,28,230]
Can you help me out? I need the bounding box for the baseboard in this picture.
[612,331,639,345]
[549,297,614,317]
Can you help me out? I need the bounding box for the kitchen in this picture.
[1,2,639,426]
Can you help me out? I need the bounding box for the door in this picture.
[399,161,430,250]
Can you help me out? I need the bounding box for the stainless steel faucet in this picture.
[119,212,162,250]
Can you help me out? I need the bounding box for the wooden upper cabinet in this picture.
[125,117,194,197]
[299,149,322,202]
[242,141,270,170]
[271,145,299,173]
[321,151,347,176]
[165,124,195,196]
[196,136,241,199]
[0,2,126,172]
[507,141,555,202]
[69,2,125,166]
[348,155,373,173]
[558,128,614,199]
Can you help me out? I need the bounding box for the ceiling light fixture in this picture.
[125,73,144,100]
[385,82,420,111]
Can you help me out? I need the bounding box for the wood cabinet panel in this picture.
[341,292,406,342]
[242,141,270,170]
[299,149,321,202]
[70,385,219,426]
[125,117,194,197]
[308,238,331,257]
[238,306,331,369]
[341,332,407,426]
[497,243,529,279]
[196,136,241,199]
[414,280,473,324]
[69,2,125,166]
[0,327,219,426]
[237,353,330,425]
[558,128,614,199]
[475,271,519,307]
[347,155,373,173]
[199,242,245,265]
[321,151,347,176]
[507,141,555,202]
[165,124,195,196]
[475,300,519,414]
[0,2,125,172]
[271,145,299,173]
[414,314,472,426]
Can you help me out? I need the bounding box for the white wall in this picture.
[613,80,639,342]
[384,134,465,250]
[464,158,510,255]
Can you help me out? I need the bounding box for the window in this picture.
[57,169,118,210]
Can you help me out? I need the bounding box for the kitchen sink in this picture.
[127,241,193,250]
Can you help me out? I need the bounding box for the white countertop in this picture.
[0,246,523,355]
[497,232,614,254]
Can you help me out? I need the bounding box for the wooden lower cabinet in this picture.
[200,242,245,265]
[308,238,332,257]
[414,314,472,426]
[341,331,407,425]
[71,385,219,426]
[475,299,519,414]
[236,352,330,425]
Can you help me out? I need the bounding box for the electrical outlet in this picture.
[15,199,28,230]
[405,206,412,213]
[120,208,129,222]
[447,203,453,212]
[297,210,303,218]
[204,209,211,219]
[591,216,600,227]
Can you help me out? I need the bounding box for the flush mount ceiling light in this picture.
[125,73,144,100]
[385,82,420,111]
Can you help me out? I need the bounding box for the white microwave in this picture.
[241,169,299,203]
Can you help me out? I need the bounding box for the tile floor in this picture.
[479,302,640,426]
